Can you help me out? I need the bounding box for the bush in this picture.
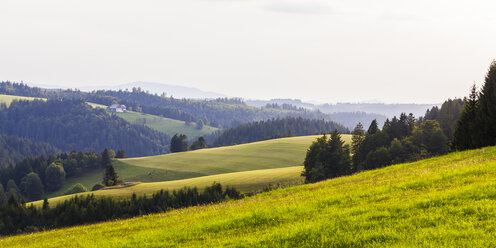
[91,183,105,191]
[64,183,89,195]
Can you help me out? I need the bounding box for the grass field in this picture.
[44,135,350,199]
[88,103,218,137]
[33,166,304,207]
[0,94,45,106]
[7,146,496,247]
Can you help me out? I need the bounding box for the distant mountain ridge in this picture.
[81,81,228,99]
[246,99,439,119]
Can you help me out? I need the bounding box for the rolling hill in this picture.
[6,146,496,247]
[46,135,351,198]
[89,103,218,137]
[2,94,218,138]
[34,166,304,207]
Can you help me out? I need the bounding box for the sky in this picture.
[0,0,495,103]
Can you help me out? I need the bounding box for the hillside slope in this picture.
[33,166,304,206]
[0,94,44,107]
[6,146,496,247]
[89,102,218,137]
[47,135,349,198]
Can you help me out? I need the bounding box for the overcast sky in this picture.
[1,0,495,103]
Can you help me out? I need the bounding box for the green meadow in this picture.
[0,94,45,106]
[0,95,216,138]
[33,166,304,207]
[6,146,496,247]
[88,102,218,137]
[42,135,350,199]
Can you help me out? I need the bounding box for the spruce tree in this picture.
[453,84,478,150]
[302,130,351,183]
[475,60,496,147]
[367,119,379,135]
[103,164,118,186]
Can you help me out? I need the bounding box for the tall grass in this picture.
[5,147,496,247]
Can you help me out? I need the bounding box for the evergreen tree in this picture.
[351,122,365,154]
[367,119,379,135]
[475,60,496,147]
[453,84,479,150]
[101,149,113,167]
[42,198,49,211]
[6,179,21,200]
[103,164,118,186]
[0,184,7,207]
[302,130,351,183]
[170,134,189,153]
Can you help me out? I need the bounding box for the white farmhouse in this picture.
[108,104,127,113]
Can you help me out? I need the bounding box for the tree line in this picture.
[303,106,462,183]
[0,183,242,236]
[0,82,338,129]
[0,134,60,168]
[302,61,496,184]
[212,117,348,147]
[0,99,170,157]
[453,61,496,150]
[0,149,116,202]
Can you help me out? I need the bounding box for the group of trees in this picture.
[0,183,242,235]
[0,82,339,129]
[0,99,170,157]
[0,134,60,168]
[0,149,116,202]
[302,131,351,183]
[170,134,207,153]
[212,117,348,147]
[303,110,457,183]
[420,98,464,140]
[453,61,496,150]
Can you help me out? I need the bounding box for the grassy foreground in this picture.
[7,146,496,247]
[43,135,349,199]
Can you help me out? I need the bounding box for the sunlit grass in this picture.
[45,135,344,199]
[9,146,496,247]
[0,94,45,107]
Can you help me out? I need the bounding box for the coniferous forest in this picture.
[0,134,60,168]
[212,117,348,146]
[0,99,169,157]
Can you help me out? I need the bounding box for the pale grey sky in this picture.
[1,0,495,103]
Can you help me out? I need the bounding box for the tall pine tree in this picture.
[453,84,478,150]
[475,60,496,147]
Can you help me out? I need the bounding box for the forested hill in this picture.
[0,99,169,157]
[212,117,348,146]
[0,82,337,129]
[83,90,336,129]
[0,134,61,168]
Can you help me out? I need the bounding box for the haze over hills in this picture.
[29,81,438,122]
[38,81,228,100]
